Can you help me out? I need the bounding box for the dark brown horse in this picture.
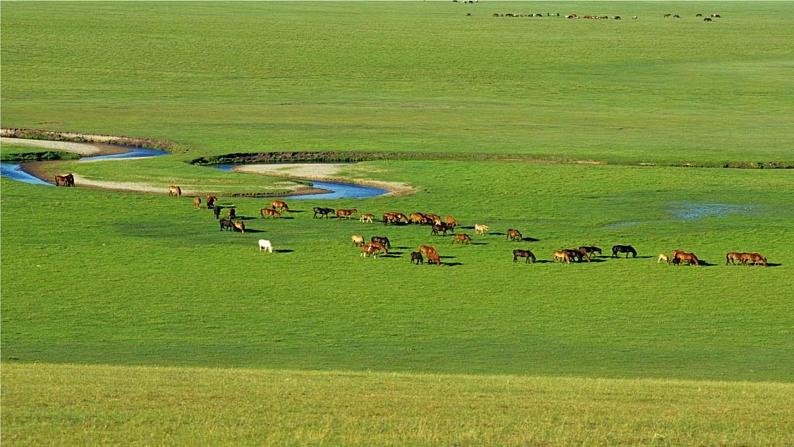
[431,222,452,236]
[579,246,602,258]
[213,205,222,219]
[672,251,699,266]
[54,173,75,187]
[206,195,217,209]
[410,251,424,265]
[371,236,391,251]
[219,218,234,231]
[611,245,637,258]
[313,207,335,218]
[227,208,236,219]
[513,249,536,263]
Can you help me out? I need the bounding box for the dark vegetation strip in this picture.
[191,151,794,169]
[0,151,79,162]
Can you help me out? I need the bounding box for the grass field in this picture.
[2,1,794,444]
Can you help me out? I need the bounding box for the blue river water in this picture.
[1,148,387,199]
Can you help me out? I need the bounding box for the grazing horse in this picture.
[425,213,441,224]
[351,235,365,247]
[703,17,712,22]
[444,216,458,228]
[258,239,273,253]
[219,218,234,231]
[426,251,442,266]
[206,195,217,209]
[54,173,74,187]
[579,246,602,258]
[553,250,572,264]
[658,253,670,264]
[370,236,391,251]
[232,220,245,233]
[227,208,237,219]
[360,213,375,223]
[513,249,536,263]
[313,207,335,218]
[410,251,424,265]
[569,248,590,262]
[672,251,699,266]
[474,224,490,235]
[611,245,637,258]
[452,234,472,244]
[336,208,357,220]
[261,208,282,219]
[271,200,289,212]
[168,185,182,197]
[726,251,744,265]
[360,243,385,258]
[213,205,222,219]
[409,212,427,225]
[742,252,767,266]
[193,196,202,209]
[419,245,439,258]
[431,222,452,236]
[507,229,522,242]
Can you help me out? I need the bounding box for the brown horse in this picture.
[219,218,234,231]
[507,229,522,242]
[370,236,391,251]
[360,243,385,258]
[452,234,471,244]
[360,213,375,223]
[513,249,536,263]
[409,212,427,225]
[336,208,357,219]
[444,216,458,228]
[726,251,745,265]
[261,208,282,219]
[431,222,452,236]
[419,245,438,258]
[672,251,699,266]
[168,185,182,197]
[206,195,218,209]
[426,251,442,266]
[579,246,602,258]
[570,248,591,262]
[54,173,75,187]
[271,200,289,212]
[351,235,365,247]
[741,252,767,266]
[553,250,572,264]
[193,196,202,209]
[233,220,246,234]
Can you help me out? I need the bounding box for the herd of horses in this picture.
[489,12,721,21]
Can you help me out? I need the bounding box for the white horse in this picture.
[657,253,669,264]
[258,239,273,253]
[474,224,490,235]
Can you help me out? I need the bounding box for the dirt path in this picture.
[71,174,200,195]
[234,163,418,197]
[1,137,107,155]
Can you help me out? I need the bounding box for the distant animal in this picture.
[664,13,672,18]
[227,208,236,219]
[696,13,703,17]
[452,234,471,244]
[54,173,74,187]
[426,251,442,266]
[673,14,680,18]
[360,242,385,258]
[206,195,217,209]
[370,236,391,251]
[658,253,669,264]
[507,229,522,241]
[213,205,221,219]
[271,200,289,212]
[219,218,234,231]
[579,246,602,258]
[742,252,767,266]
[168,185,182,197]
[703,17,712,22]
[672,251,699,266]
[382,212,408,225]
[711,13,720,18]
[336,208,357,219]
[418,245,439,258]
[351,235,365,247]
[612,16,621,20]
[611,245,637,258]
[444,216,458,228]
[553,250,572,264]
[513,249,536,263]
[431,222,452,236]
[313,207,335,218]
[261,208,282,219]
[409,212,428,225]
[474,224,490,235]
[410,251,424,265]
[570,248,590,262]
[233,220,245,233]
[193,196,202,209]
[360,213,375,223]
[726,251,744,265]
[632,16,638,19]
[258,239,273,253]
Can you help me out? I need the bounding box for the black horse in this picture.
[371,236,391,250]
[431,222,451,236]
[410,251,424,265]
[612,245,637,258]
[513,249,536,263]
[219,218,234,231]
[213,205,222,219]
[313,207,335,218]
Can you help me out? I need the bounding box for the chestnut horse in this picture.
[426,251,442,266]
[452,234,471,244]
[741,252,767,266]
[726,251,744,265]
[54,173,74,187]
[360,213,375,223]
[261,208,282,218]
[193,196,202,209]
[271,200,289,212]
[336,208,357,219]
[168,185,182,197]
[553,250,572,264]
[507,229,522,241]
[233,220,246,233]
[672,251,699,266]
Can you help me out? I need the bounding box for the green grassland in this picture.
[2,1,793,164]
[2,1,794,444]
[5,363,793,446]
[0,144,79,162]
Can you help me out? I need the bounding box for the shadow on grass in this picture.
[271,249,294,253]
[444,262,464,267]
[521,237,540,242]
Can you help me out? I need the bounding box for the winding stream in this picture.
[0,144,387,199]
